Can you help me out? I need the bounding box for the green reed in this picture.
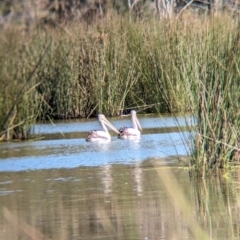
[0,17,188,126]
[174,15,240,176]
[0,28,49,140]
[133,15,240,176]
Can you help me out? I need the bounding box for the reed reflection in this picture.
[0,164,240,239]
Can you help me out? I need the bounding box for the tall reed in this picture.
[169,15,240,176]
[0,27,49,140]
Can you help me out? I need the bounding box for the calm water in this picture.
[0,114,190,171]
[0,114,240,240]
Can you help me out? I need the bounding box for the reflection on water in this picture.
[133,162,143,196]
[101,165,112,195]
[0,114,239,239]
[0,162,240,240]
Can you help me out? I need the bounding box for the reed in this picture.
[0,14,195,123]
[186,16,240,177]
[139,14,240,176]
[0,28,49,140]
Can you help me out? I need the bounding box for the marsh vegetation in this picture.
[0,0,240,175]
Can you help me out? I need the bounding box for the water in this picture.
[0,114,190,172]
[0,114,240,240]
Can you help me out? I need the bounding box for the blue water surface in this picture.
[0,114,192,172]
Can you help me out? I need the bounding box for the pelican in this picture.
[118,110,142,139]
[86,114,120,142]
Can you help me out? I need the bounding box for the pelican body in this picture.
[86,114,119,142]
[118,110,142,139]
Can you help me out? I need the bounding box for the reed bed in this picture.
[0,11,240,175]
[184,16,240,176]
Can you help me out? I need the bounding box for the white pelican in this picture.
[86,114,120,142]
[118,110,142,139]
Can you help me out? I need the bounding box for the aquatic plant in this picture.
[197,22,239,176]
[0,30,49,140]
[175,15,240,177]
